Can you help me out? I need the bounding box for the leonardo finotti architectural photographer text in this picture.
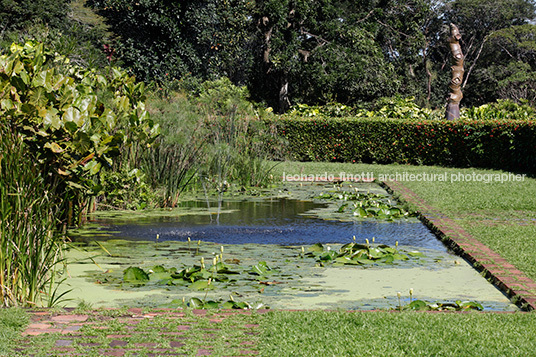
[282,171,526,184]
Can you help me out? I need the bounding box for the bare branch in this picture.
[462,35,488,88]
[356,10,374,24]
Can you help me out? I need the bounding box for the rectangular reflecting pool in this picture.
[62,182,518,311]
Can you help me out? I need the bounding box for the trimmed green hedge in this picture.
[269,117,536,173]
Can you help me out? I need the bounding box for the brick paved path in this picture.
[19,308,265,356]
[383,180,536,311]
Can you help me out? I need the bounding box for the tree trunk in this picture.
[446,24,464,120]
[279,75,291,113]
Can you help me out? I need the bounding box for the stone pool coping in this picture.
[382,180,536,311]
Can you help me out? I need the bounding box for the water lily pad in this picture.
[250,261,273,276]
[149,272,172,282]
[308,243,324,253]
[203,300,219,309]
[189,280,215,291]
[407,251,424,257]
[123,267,149,283]
[188,297,204,308]
[405,300,429,311]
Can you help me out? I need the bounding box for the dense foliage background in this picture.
[2,0,535,112]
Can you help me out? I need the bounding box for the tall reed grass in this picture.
[141,92,208,207]
[105,79,285,209]
[0,125,65,307]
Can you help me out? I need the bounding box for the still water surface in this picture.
[63,196,516,311]
[88,198,445,249]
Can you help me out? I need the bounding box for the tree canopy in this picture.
[2,0,535,111]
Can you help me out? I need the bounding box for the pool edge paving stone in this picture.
[383,180,536,311]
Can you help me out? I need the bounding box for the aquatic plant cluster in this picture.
[111,239,426,310]
[396,289,483,311]
[63,232,507,311]
[120,247,274,309]
[315,189,413,220]
[302,239,424,267]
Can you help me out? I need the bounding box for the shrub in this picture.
[461,99,536,121]
[270,116,536,173]
[0,41,158,223]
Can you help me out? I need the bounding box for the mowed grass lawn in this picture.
[261,310,536,356]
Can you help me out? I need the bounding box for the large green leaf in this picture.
[407,251,424,257]
[84,161,102,175]
[250,261,272,276]
[308,243,324,253]
[29,87,49,108]
[189,280,214,291]
[458,301,483,311]
[123,267,149,283]
[62,107,84,127]
[334,256,360,265]
[221,301,235,309]
[353,207,368,217]
[368,248,384,259]
[188,297,204,308]
[406,300,429,311]
[32,69,53,91]
[40,107,61,130]
[203,301,219,309]
[1,98,14,110]
[44,142,63,153]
